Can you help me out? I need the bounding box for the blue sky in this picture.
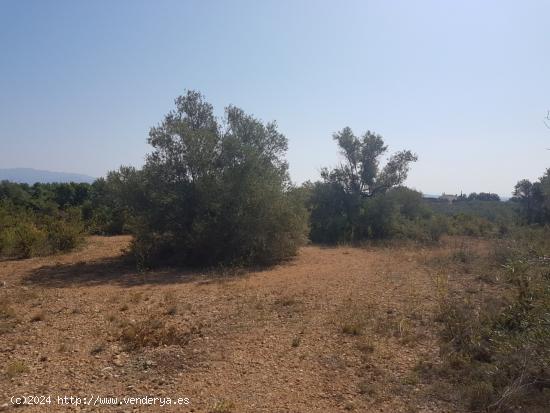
[1,0,549,196]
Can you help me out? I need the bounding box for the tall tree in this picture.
[111,90,307,267]
[309,128,419,243]
[321,128,418,197]
[513,171,549,224]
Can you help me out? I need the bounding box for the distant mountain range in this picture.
[0,168,96,184]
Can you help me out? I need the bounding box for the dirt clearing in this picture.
[1,236,487,412]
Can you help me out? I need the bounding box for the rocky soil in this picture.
[0,236,488,412]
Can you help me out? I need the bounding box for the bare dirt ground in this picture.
[0,236,491,412]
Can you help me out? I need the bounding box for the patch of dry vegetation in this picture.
[119,316,195,350]
[428,230,550,412]
[5,233,543,412]
[338,300,372,336]
[0,301,16,320]
[0,298,18,335]
[209,400,235,413]
[5,360,29,378]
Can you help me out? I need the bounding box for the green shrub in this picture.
[426,215,449,241]
[0,180,127,237]
[309,185,441,244]
[0,222,47,258]
[44,212,84,252]
[0,202,83,259]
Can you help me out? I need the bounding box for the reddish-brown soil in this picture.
[0,236,488,412]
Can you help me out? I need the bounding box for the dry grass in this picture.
[358,380,378,397]
[162,290,178,315]
[0,301,18,335]
[0,302,16,320]
[339,301,372,336]
[57,342,70,353]
[209,400,235,413]
[273,296,299,307]
[119,316,195,350]
[129,291,143,304]
[6,360,29,378]
[0,235,497,412]
[356,339,375,355]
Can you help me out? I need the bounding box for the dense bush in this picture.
[446,213,498,237]
[427,198,517,235]
[308,182,445,243]
[108,91,308,268]
[0,181,100,259]
[0,179,127,239]
[308,180,518,244]
[81,178,128,235]
[0,201,84,258]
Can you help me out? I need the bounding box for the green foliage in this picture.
[0,220,47,258]
[0,181,91,210]
[513,168,550,225]
[308,182,440,243]
[308,181,354,243]
[44,209,84,252]
[426,198,517,237]
[307,136,520,244]
[82,178,128,235]
[320,128,418,198]
[308,128,425,244]
[110,90,308,267]
[0,179,127,238]
[0,200,84,258]
[466,192,501,201]
[0,181,90,258]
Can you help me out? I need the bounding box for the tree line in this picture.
[1,90,548,263]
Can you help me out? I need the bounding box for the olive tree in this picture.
[111,90,308,267]
[310,127,420,243]
[321,127,418,197]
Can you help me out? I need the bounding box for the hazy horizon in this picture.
[0,167,515,199]
[1,0,549,197]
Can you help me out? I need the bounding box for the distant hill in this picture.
[0,168,96,184]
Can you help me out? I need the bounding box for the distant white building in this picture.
[439,193,458,203]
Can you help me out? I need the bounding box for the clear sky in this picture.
[1,0,549,196]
